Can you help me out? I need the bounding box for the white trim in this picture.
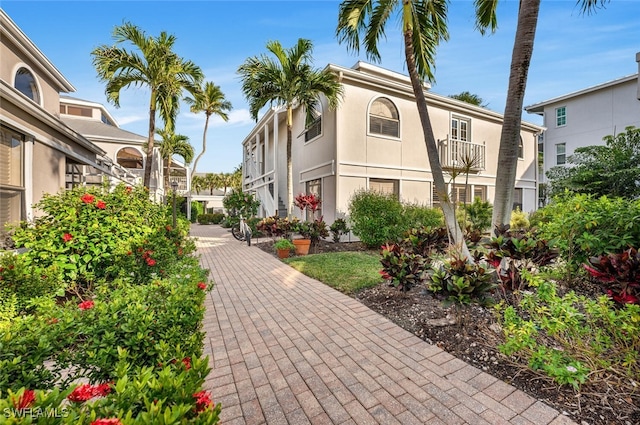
[367,96,401,140]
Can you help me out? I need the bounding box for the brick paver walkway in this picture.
[194,224,575,425]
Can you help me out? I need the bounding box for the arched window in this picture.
[305,104,322,142]
[14,67,40,103]
[116,147,144,169]
[369,97,399,138]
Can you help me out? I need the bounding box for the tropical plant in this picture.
[379,243,427,292]
[204,173,219,195]
[274,238,296,251]
[154,127,194,190]
[238,38,343,217]
[584,247,640,305]
[491,0,609,230]
[191,175,206,194]
[222,190,260,218]
[546,126,640,199]
[185,82,232,178]
[329,218,350,243]
[91,22,203,188]
[448,91,487,107]
[336,0,491,260]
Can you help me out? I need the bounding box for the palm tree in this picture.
[155,127,194,191]
[237,38,343,217]
[204,173,218,195]
[185,82,232,179]
[337,0,497,259]
[91,22,203,189]
[191,174,205,195]
[491,0,609,231]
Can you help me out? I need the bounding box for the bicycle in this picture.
[231,215,252,246]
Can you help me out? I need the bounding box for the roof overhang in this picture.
[0,9,75,93]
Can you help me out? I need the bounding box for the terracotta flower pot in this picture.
[292,239,311,255]
[276,248,290,259]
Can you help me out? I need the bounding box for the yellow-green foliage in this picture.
[510,208,530,230]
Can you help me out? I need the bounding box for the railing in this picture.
[169,176,188,192]
[439,138,485,171]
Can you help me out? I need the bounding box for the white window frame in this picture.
[368,97,400,139]
[555,106,566,127]
[556,143,566,165]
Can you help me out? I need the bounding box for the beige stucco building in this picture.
[0,9,188,235]
[242,62,543,225]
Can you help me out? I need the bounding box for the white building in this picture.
[242,62,543,225]
[525,52,640,204]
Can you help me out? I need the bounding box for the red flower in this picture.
[125,186,132,193]
[81,193,95,204]
[198,282,207,290]
[91,419,123,425]
[165,225,172,231]
[78,300,95,310]
[94,383,112,397]
[182,357,192,370]
[68,384,96,402]
[68,383,112,403]
[193,391,213,412]
[146,258,156,267]
[96,200,106,209]
[62,233,73,243]
[12,389,35,409]
[47,317,59,325]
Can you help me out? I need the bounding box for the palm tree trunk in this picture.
[144,93,156,189]
[403,30,470,260]
[191,114,210,179]
[286,106,294,218]
[492,0,540,232]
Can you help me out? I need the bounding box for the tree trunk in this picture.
[143,92,156,189]
[191,114,210,179]
[492,0,540,232]
[403,30,470,260]
[286,106,294,218]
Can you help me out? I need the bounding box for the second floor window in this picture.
[556,106,566,127]
[518,136,524,159]
[369,98,399,138]
[305,104,322,142]
[451,117,469,142]
[15,67,40,104]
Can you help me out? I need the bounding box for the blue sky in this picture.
[3,1,639,173]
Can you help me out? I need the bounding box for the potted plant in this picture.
[293,218,329,255]
[274,238,295,259]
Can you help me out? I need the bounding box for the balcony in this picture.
[439,138,485,172]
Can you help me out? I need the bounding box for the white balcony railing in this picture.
[439,138,485,171]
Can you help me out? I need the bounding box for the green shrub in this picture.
[348,190,405,248]
[402,203,443,230]
[190,201,204,223]
[197,213,223,225]
[329,218,350,243]
[496,273,639,390]
[222,190,260,218]
[460,198,492,233]
[534,193,640,269]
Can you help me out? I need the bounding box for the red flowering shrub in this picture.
[96,200,106,209]
[197,282,207,290]
[68,382,112,403]
[62,233,73,242]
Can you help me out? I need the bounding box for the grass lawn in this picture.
[283,251,381,294]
